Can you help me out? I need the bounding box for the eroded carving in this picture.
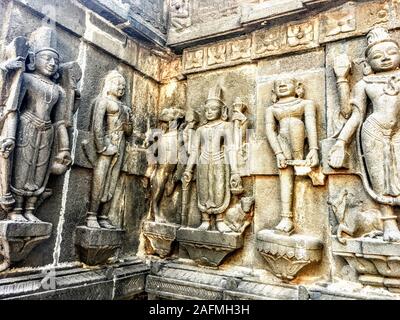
[85,70,133,230]
[170,0,192,32]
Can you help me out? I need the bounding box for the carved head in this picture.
[159,107,185,130]
[365,27,400,73]
[272,78,304,103]
[240,196,255,213]
[27,26,60,79]
[204,84,228,122]
[102,70,126,99]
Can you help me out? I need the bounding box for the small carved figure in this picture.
[328,189,383,244]
[182,84,241,232]
[170,0,191,32]
[0,26,81,222]
[86,70,133,229]
[265,78,319,234]
[208,45,226,66]
[145,107,186,223]
[224,196,254,233]
[329,27,400,242]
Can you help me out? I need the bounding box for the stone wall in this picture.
[2,0,400,300]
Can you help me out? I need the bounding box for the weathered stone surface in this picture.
[143,221,179,258]
[75,226,124,265]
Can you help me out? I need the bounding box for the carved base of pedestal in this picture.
[75,226,124,265]
[143,221,179,258]
[0,221,52,272]
[332,236,400,292]
[256,230,323,281]
[177,228,244,267]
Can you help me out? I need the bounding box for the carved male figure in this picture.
[265,78,319,234]
[329,27,400,241]
[0,26,80,222]
[182,85,241,232]
[145,107,185,223]
[86,70,133,229]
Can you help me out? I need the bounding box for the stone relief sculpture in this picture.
[145,107,186,223]
[76,70,131,265]
[328,27,400,291]
[329,27,400,242]
[85,70,133,230]
[265,77,320,234]
[177,83,252,268]
[170,0,191,32]
[256,77,323,281]
[182,84,242,233]
[0,25,81,271]
[328,189,383,244]
[143,107,186,258]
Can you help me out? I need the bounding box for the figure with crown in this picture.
[182,84,242,233]
[329,27,400,242]
[0,25,81,223]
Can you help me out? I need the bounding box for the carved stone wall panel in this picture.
[183,36,252,74]
[252,18,319,60]
[137,47,162,82]
[319,0,393,44]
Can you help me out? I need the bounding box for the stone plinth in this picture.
[75,226,124,265]
[0,221,52,272]
[143,221,179,258]
[256,230,323,281]
[332,236,400,293]
[177,228,244,267]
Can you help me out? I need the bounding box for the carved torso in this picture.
[23,73,60,121]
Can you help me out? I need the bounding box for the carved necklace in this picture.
[275,98,301,107]
[31,74,56,104]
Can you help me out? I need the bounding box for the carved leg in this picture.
[7,195,27,222]
[216,214,232,233]
[198,213,211,231]
[24,196,43,223]
[336,224,354,244]
[152,166,169,222]
[98,202,117,230]
[381,205,400,242]
[275,167,294,234]
[87,155,112,228]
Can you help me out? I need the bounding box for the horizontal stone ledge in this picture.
[0,259,149,300]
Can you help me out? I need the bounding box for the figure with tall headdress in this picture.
[329,27,400,241]
[182,84,242,232]
[0,25,81,222]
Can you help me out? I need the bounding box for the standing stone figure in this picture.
[86,70,133,229]
[0,26,80,222]
[182,84,241,232]
[329,27,400,242]
[145,107,186,223]
[265,78,319,234]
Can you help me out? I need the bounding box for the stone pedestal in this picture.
[177,227,244,267]
[332,236,400,293]
[75,226,124,265]
[256,230,323,281]
[143,221,179,258]
[0,221,52,272]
